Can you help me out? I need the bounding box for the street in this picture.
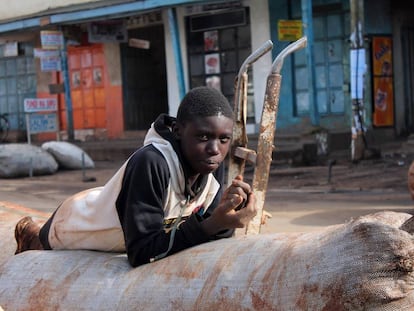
[1,149,413,235]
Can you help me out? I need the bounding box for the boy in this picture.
[15,86,257,267]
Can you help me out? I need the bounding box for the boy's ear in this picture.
[172,122,181,139]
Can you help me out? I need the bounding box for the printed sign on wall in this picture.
[372,36,394,127]
[88,20,127,43]
[278,20,303,41]
[40,30,64,50]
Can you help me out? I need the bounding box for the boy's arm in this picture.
[116,147,215,267]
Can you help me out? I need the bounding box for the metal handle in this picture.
[272,36,307,74]
[237,40,273,78]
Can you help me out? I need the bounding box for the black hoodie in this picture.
[116,114,234,267]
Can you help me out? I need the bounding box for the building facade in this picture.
[0,0,412,152]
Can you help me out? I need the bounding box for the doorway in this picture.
[402,27,414,132]
[121,25,168,130]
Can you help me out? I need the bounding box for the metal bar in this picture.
[227,40,273,187]
[234,40,273,122]
[272,36,307,74]
[246,37,307,235]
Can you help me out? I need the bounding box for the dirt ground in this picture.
[1,148,413,235]
[258,152,414,233]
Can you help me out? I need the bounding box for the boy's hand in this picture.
[201,175,257,235]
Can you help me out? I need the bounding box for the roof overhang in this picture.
[0,0,215,34]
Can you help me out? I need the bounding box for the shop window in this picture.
[0,42,36,130]
[185,7,253,120]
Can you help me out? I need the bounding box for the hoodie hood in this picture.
[144,114,208,199]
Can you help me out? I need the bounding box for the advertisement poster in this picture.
[206,76,221,91]
[93,68,103,85]
[204,53,220,74]
[204,30,218,52]
[373,77,394,126]
[372,36,394,127]
[71,71,81,88]
[372,36,393,76]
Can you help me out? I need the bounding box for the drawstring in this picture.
[150,195,190,263]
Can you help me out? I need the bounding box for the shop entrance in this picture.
[121,25,168,130]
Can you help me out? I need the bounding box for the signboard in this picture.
[40,56,61,72]
[88,20,127,43]
[34,48,60,58]
[28,113,58,134]
[40,30,64,50]
[129,38,150,49]
[278,20,303,41]
[126,11,162,28]
[34,48,61,72]
[49,84,65,94]
[372,36,394,127]
[24,98,57,113]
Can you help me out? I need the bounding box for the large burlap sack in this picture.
[1,211,414,310]
[41,141,94,169]
[0,143,58,178]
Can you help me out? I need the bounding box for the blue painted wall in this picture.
[268,0,302,131]
[267,0,394,135]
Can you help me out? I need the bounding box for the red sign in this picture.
[24,98,58,112]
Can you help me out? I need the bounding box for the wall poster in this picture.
[204,30,218,52]
[206,75,221,91]
[372,36,394,127]
[204,53,220,74]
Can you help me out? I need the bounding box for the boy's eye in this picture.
[220,137,231,144]
[196,135,231,143]
[197,135,209,141]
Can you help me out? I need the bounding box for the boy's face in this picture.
[175,115,233,176]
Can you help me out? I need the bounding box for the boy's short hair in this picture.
[176,86,234,124]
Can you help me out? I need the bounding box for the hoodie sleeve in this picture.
[116,145,220,267]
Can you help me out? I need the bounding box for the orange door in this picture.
[67,44,106,129]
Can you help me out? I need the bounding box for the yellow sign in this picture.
[278,20,303,41]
